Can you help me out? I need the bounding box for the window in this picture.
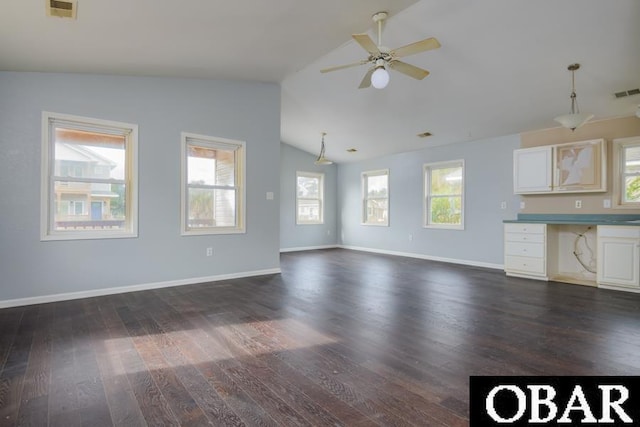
[424,160,464,229]
[362,169,389,226]
[613,136,640,208]
[296,172,324,224]
[181,132,245,235]
[41,112,138,240]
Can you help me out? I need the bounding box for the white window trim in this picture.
[613,136,640,209]
[181,132,246,236]
[362,169,390,226]
[423,159,465,230]
[41,111,138,241]
[296,171,324,225]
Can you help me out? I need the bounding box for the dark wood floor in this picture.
[1,249,640,426]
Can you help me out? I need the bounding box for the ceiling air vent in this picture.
[417,131,432,138]
[46,0,77,19]
[346,148,357,153]
[614,88,640,98]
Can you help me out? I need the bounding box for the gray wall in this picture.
[0,72,281,302]
[337,134,521,266]
[280,143,338,250]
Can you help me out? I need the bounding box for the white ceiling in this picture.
[2,1,639,162]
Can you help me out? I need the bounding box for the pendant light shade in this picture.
[554,63,593,131]
[315,132,333,165]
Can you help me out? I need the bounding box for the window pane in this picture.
[624,176,640,203]
[367,175,388,198]
[297,176,319,198]
[366,199,388,224]
[54,128,125,180]
[430,196,462,225]
[430,167,462,195]
[187,144,235,186]
[297,199,321,222]
[53,182,127,231]
[188,187,236,228]
[624,146,640,174]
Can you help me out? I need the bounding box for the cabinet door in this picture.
[513,146,552,193]
[597,237,640,289]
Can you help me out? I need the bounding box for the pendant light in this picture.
[315,132,333,165]
[554,63,593,131]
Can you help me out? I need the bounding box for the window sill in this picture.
[423,224,464,231]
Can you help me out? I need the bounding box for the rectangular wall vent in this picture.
[46,0,77,19]
[614,88,640,98]
[417,132,433,138]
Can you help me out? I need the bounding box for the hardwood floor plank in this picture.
[0,308,25,374]
[48,302,81,427]
[15,304,53,427]
[89,298,147,427]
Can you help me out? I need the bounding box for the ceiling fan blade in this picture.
[358,67,375,89]
[391,37,441,58]
[320,59,369,73]
[352,33,380,55]
[388,60,430,80]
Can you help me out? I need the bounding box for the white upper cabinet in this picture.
[513,146,552,194]
[513,139,607,194]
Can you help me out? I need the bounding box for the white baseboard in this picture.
[280,245,339,253]
[338,245,504,270]
[0,268,282,309]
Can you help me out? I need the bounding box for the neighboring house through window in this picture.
[613,136,640,208]
[296,171,324,224]
[41,112,138,240]
[424,160,464,229]
[362,169,389,226]
[181,132,245,235]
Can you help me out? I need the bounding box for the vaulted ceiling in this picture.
[2,0,639,162]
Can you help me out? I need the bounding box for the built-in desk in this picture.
[504,214,640,293]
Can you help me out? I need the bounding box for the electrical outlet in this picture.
[500,201,507,210]
[327,229,331,235]
[575,200,582,209]
[206,247,213,256]
[520,201,525,209]
[408,234,413,241]
[266,192,274,200]
[603,199,611,208]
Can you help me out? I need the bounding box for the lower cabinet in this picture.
[504,223,547,280]
[504,223,640,293]
[597,226,640,292]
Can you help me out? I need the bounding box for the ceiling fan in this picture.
[320,11,440,89]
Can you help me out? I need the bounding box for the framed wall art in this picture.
[555,139,606,192]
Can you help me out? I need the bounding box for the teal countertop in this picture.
[503,214,640,226]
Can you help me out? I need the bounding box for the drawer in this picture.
[598,226,640,239]
[505,255,545,275]
[505,241,544,258]
[504,223,546,234]
[505,232,545,243]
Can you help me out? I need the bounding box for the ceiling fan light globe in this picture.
[554,112,594,131]
[371,67,389,89]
